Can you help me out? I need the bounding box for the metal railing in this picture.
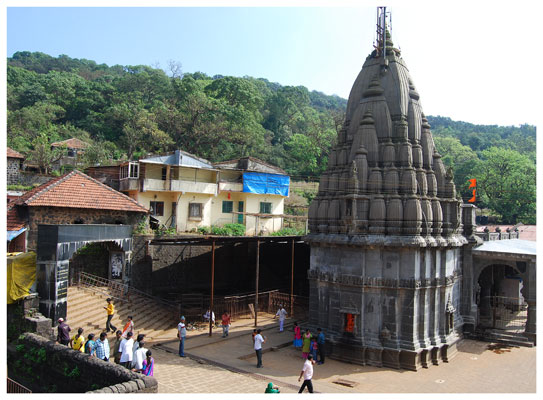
[172,290,309,322]
[7,378,32,393]
[76,272,179,314]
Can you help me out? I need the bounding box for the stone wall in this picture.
[7,157,23,185]
[16,171,54,187]
[130,235,310,298]
[7,333,158,393]
[27,207,142,251]
[7,294,53,342]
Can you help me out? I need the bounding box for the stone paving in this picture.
[148,315,537,394]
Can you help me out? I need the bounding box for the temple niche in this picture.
[306,14,468,370]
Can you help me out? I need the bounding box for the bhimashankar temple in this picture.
[306,10,536,370]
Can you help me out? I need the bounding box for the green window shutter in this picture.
[260,202,272,214]
[222,201,233,213]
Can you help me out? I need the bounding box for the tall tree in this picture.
[475,147,536,224]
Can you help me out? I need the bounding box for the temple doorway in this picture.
[477,264,527,333]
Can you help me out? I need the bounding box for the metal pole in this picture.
[290,238,295,317]
[209,240,215,337]
[255,239,260,327]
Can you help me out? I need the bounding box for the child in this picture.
[311,337,318,361]
[293,322,302,348]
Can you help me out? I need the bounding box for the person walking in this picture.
[274,305,288,332]
[298,354,316,393]
[104,298,117,333]
[119,331,134,369]
[254,329,266,368]
[121,316,134,338]
[113,330,123,364]
[177,316,187,357]
[69,327,85,352]
[56,318,71,346]
[95,332,110,362]
[302,329,312,359]
[293,321,302,348]
[221,311,231,338]
[316,328,326,364]
[84,333,96,356]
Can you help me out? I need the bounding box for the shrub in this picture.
[197,226,211,235]
[210,223,246,236]
[271,227,305,236]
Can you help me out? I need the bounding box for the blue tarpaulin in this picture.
[7,228,27,242]
[243,172,290,196]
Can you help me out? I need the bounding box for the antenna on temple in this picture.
[374,7,392,61]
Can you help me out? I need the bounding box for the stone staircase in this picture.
[471,328,535,348]
[67,285,178,344]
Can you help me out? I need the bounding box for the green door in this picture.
[237,201,244,224]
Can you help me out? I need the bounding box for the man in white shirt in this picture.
[119,331,134,369]
[253,329,266,368]
[298,353,316,393]
[203,309,215,324]
[178,316,187,357]
[132,341,147,371]
[274,305,288,332]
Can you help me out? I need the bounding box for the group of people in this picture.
[55,298,154,376]
[293,322,325,365]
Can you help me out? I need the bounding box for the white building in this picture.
[118,151,290,235]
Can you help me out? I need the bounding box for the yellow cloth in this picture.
[106,303,115,315]
[7,252,36,304]
[71,335,85,352]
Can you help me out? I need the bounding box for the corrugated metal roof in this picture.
[473,239,537,256]
[139,150,216,170]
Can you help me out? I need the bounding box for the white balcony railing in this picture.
[171,179,217,195]
[218,181,243,192]
[119,178,139,192]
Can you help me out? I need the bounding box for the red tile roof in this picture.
[50,138,90,149]
[15,170,148,213]
[7,203,26,231]
[7,147,24,159]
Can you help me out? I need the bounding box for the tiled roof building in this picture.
[7,170,148,251]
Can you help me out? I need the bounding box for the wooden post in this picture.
[209,240,215,337]
[255,239,260,327]
[290,238,295,317]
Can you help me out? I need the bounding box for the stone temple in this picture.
[306,23,468,370]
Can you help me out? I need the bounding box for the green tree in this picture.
[433,136,479,200]
[475,147,536,224]
[27,133,66,174]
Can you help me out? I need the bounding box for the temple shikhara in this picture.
[307,8,471,370]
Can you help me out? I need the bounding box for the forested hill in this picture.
[7,51,346,179]
[7,52,536,224]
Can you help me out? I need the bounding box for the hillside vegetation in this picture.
[7,52,536,224]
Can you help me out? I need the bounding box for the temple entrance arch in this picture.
[476,263,526,332]
[36,224,133,322]
[69,241,126,284]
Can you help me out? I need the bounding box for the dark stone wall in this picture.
[130,236,310,299]
[7,333,157,393]
[27,207,142,251]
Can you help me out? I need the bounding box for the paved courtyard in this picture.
[149,316,536,394]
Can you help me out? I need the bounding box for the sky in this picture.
[3,1,541,127]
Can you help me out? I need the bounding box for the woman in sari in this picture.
[301,329,312,359]
[139,350,154,376]
[293,322,302,348]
